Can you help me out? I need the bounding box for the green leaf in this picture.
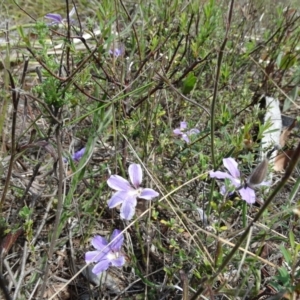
[19,206,32,219]
[280,245,292,266]
[17,25,31,47]
[279,53,297,70]
[276,51,283,68]
[214,241,223,267]
[182,72,197,95]
[277,266,289,283]
[150,36,159,51]
[289,231,295,249]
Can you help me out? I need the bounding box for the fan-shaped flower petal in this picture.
[92,235,108,250]
[92,259,111,275]
[140,188,159,200]
[129,164,143,188]
[107,191,128,208]
[120,196,137,220]
[111,256,125,267]
[107,175,133,191]
[239,187,256,204]
[45,13,63,23]
[223,158,240,178]
[85,250,105,263]
[109,229,124,250]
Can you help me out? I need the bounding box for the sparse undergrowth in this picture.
[1,0,300,299]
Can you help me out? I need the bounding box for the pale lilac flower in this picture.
[107,164,159,220]
[173,121,200,143]
[45,7,75,26]
[63,147,85,163]
[45,13,64,24]
[72,147,85,162]
[109,43,125,57]
[209,157,269,204]
[85,229,125,275]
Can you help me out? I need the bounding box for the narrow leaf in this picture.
[182,72,197,95]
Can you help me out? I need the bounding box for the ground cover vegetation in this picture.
[1,0,300,299]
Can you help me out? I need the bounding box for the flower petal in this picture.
[220,185,226,195]
[72,147,85,162]
[85,250,105,263]
[107,175,133,191]
[173,128,183,136]
[187,128,200,135]
[129,164,143,188]
[109,44,125,57]
[223,158,240,178]
[107,191,128,208]
[69,6,76,17]
[210,171,241,188]
[180,121,187,130]
[182,134,190,143]
[91,235,108,250]
[140,188,159,200]
[111,256,125,267]
[210,170,234,180]
[92,259,110,275]
[239,187,256,204]
[45,13,63,23]
[109,229,124,251]
[120,196,137,220]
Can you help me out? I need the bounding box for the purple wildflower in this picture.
[107,164,159,220]
[72,147,85,162]
[109,43,125,57]
[209,157,269,204]
[45,7,75,26]
[173,121,200,143]
[85,229,125,275]
[63,147,85,163]
[45,13,64,24]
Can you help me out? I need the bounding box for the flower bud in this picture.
[246,157,268,189]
